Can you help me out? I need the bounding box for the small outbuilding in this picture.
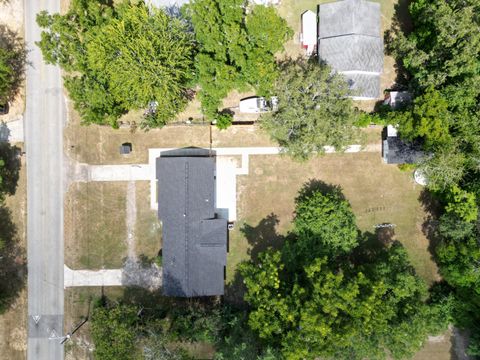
[384,91,412,109]
[119,142,132,155]
[382,125,424,164]
[301,10,317,56]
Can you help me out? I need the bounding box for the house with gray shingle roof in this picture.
[318,0,383,99]
[157,148,227,297]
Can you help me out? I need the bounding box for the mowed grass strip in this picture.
[134,181,162,261]
[228,152,438,284]
[64,182,128,270]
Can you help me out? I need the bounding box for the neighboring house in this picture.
[384,91,412,109]
[157,148,227,297]
[318,0,383,100]
[301,10,317,56]
[382,125,424,164]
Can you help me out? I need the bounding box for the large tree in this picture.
[387,0,480,89]
[185,0,292,119]
[260,59,359,160]
[241,184,444,360]
[37,0,195,128]
[0,25,26,104]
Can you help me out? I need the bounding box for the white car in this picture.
[239,96,278,113]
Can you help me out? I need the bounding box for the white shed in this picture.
[301,10,317,56]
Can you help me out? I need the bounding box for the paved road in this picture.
[25,0,65,359]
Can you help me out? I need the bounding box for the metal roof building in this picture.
[318,0,383,99]
[157,149,227,297]
[382,126,425,164]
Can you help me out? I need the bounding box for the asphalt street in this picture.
[25,0,65,359]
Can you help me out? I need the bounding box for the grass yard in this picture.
[134,181,162,261]
[64,182,128,269]
[227,152,439,285]
[64,107,274,165]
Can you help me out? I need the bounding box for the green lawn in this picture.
[134,181,162,262]
[64,182,128,269]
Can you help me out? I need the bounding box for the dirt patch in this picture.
[413,329,454,360]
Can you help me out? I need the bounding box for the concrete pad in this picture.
[0,118,24,142]
[216,157,237,221]
[89,164,150,181]
[64,265,122,287]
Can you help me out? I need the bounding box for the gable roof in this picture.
[157,151,227,297]
[318,0,383,99]
[318,0,380,38]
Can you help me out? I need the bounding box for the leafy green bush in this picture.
[214,112,233,130]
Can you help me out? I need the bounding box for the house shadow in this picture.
[225,213,285,306]
[418,189,443,262]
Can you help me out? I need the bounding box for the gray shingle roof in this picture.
[318,0,380,38]
[319,35,383,73]
[344,72,381,100]
[318,0,383,99]
[157,150,227,297]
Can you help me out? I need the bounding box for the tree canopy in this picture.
[37,0,195,128]
[260,59,359,160]
[240,183,444,360]
[384,0,480,193]
[185,0,292,119]
[0,25,26,104]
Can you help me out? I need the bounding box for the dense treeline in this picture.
[0,143,24,313]
[383,0,480,355]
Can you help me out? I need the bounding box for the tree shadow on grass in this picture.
[225,213,284,306]
[0,204,26,313]
[418,189,443,262]
[0,142,21,196]
[384,0,414,88]
[0,24,27,103]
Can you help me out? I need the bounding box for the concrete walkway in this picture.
[0,118,24,143]
[89,164,150,181]
[64,265,122,287]
[64,262,162,290]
